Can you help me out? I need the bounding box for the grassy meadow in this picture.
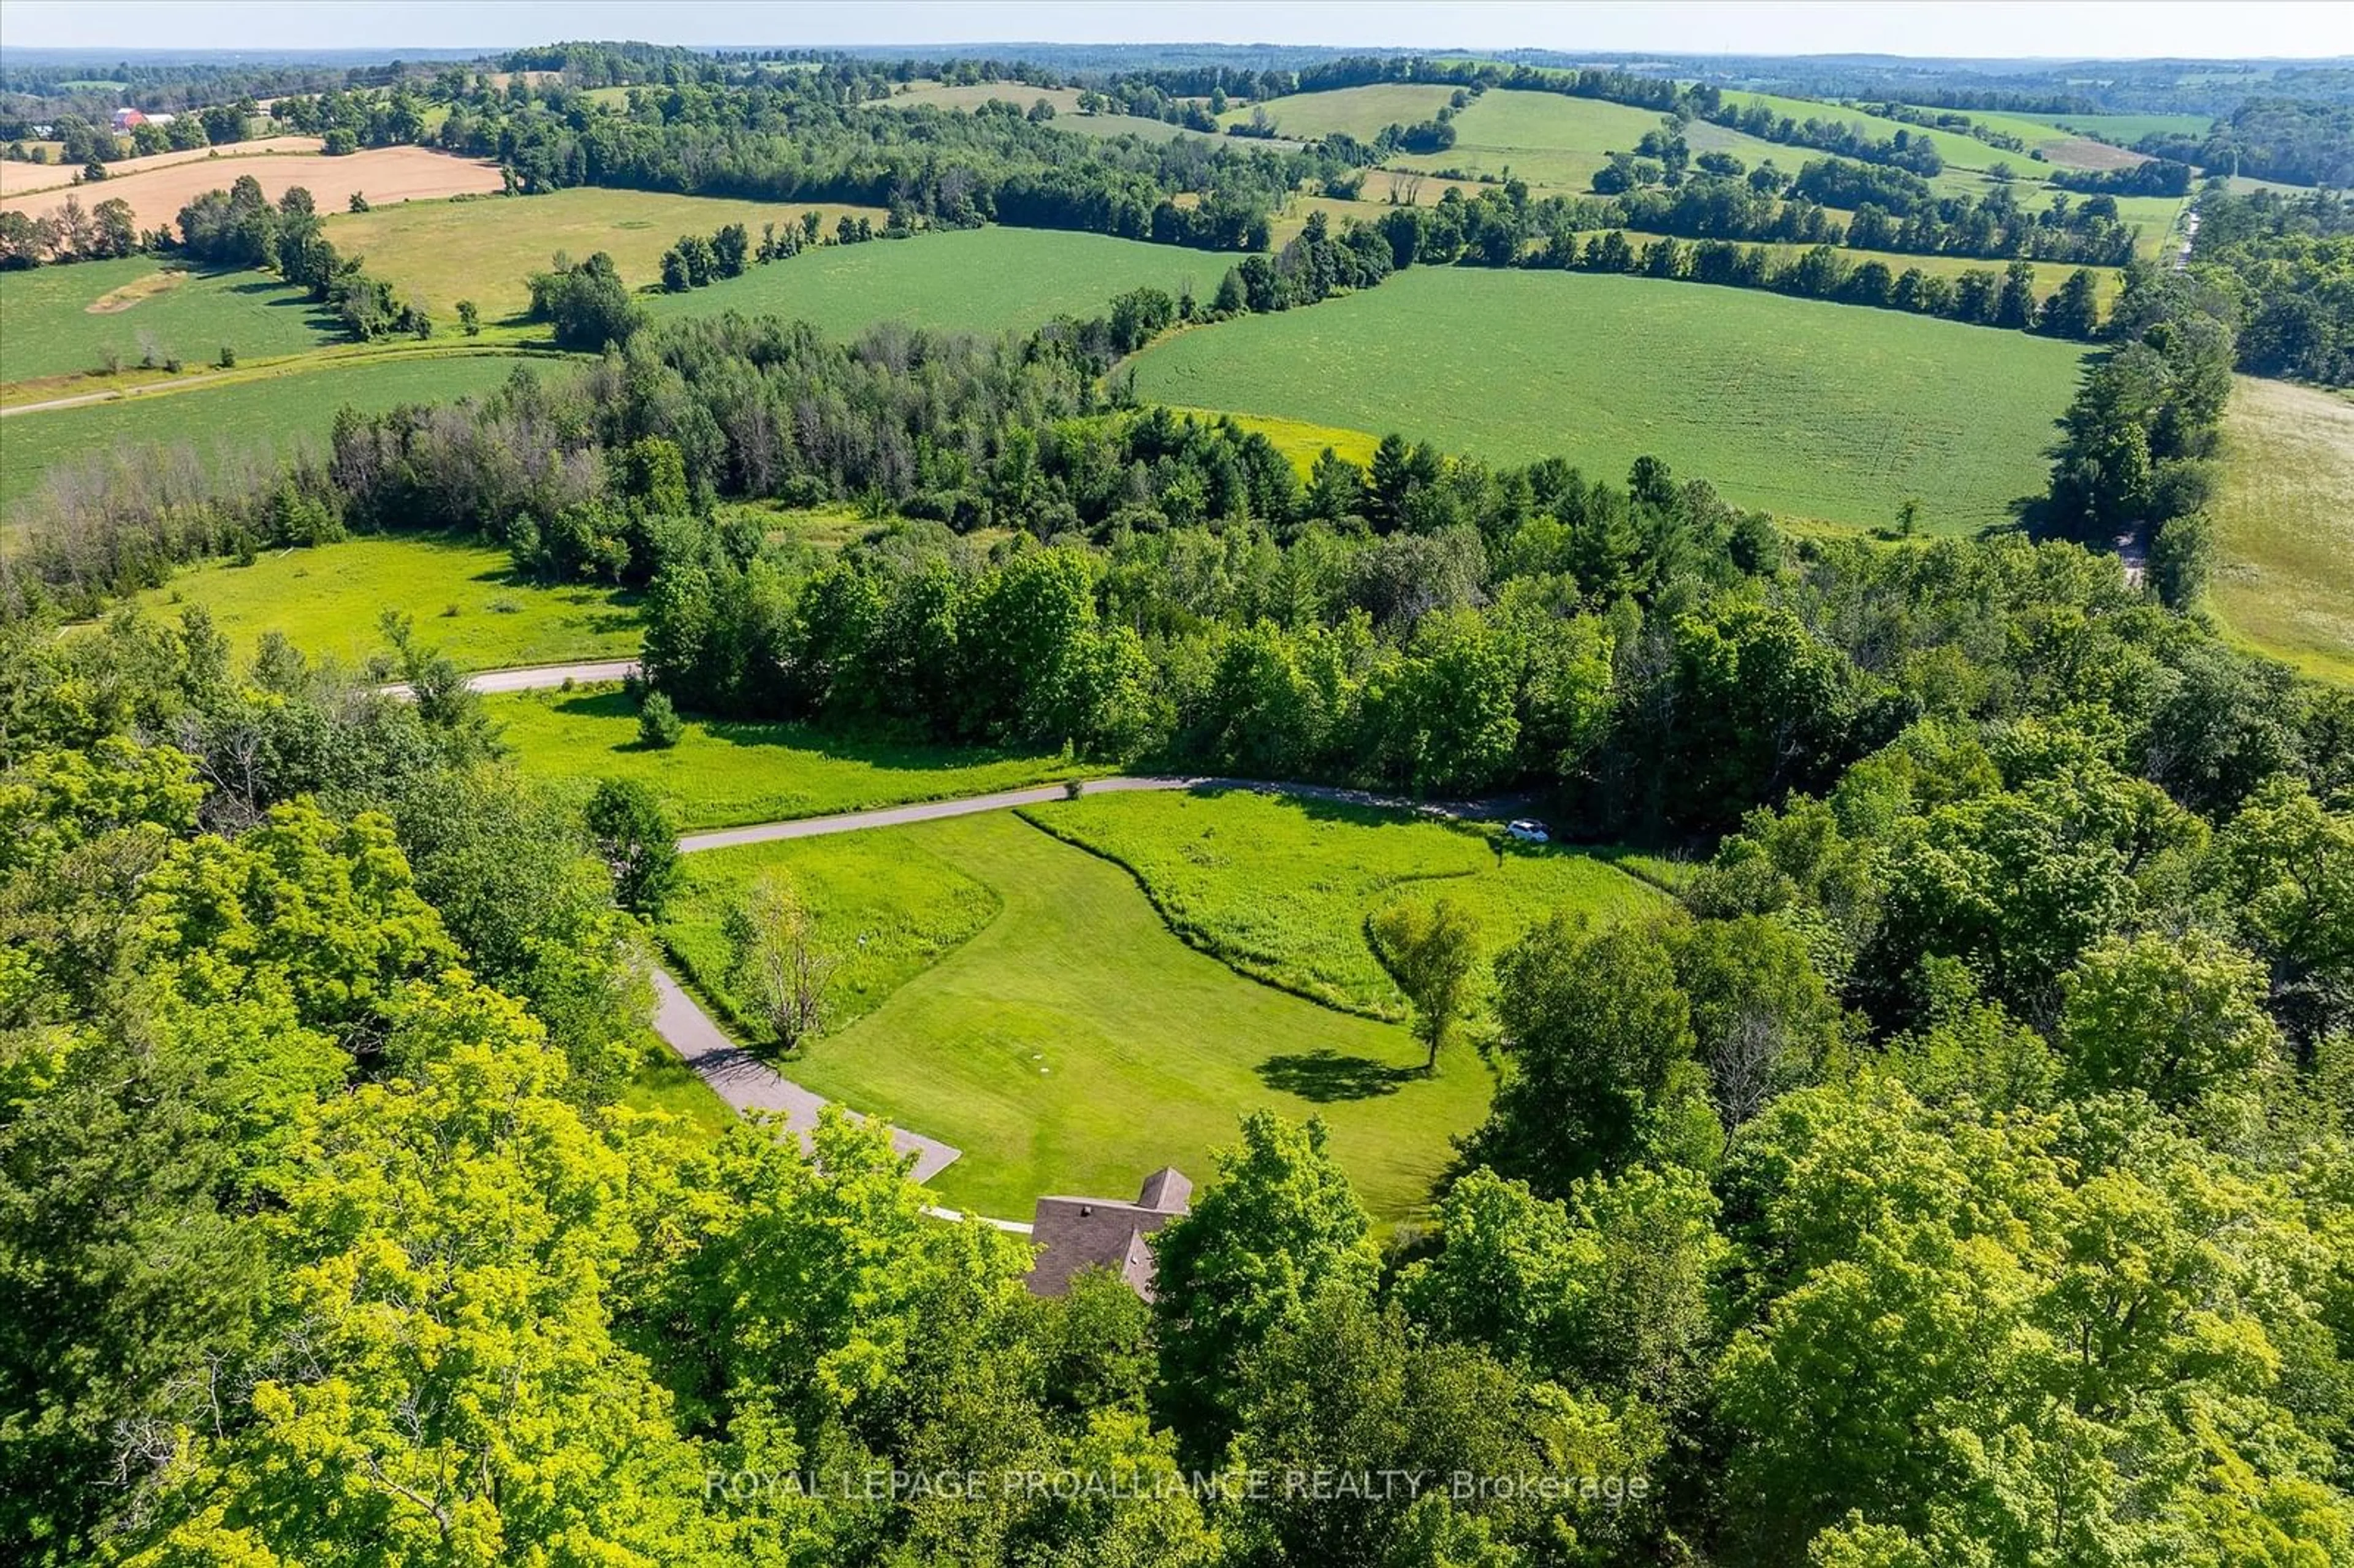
[2,350,534,515]
[1159,406,1382,473]
[1022,788,1667,1021]
[662,810,1493,1220]
[1126,266,2090,532]
[641,226,1225,339]
[664,828,1005,1041]
[1392,90,1793,193]
[495,683,1097,831]
[0,257,340,388]
[325,188,892,320]
[2026,111,2214,147]
[131,536,641,671]
[1716,89,2009,174]
[870,82,1201,143]
[2210,375,2354,685]
[1221,83,1464,142]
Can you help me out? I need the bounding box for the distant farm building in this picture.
[110,108,173,131]
[1024,1166,1192,1300]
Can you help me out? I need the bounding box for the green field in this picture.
[2210,375,2354,685]
[619,1035,736,1143]
[641,226,1227,339]
[495,682,1096,831]
[663,810,1492,1219]
[870,82,1202,143]
[665,824,1004,1040]
[1391,90,1792,193]
[1127,267,2090,532]
[1,350,538,517]
[1160,406,1382,474]
[324,188,891,320]
[2027,112,2214,147]
[1221,83,1465,142]
[1717,89,2009,174]
[0,257,340,387]
[1022,788,1667,1021]
[131,536,640,671]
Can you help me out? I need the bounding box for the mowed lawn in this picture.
[1126,267,2090,532]
[132,536,641,671]
[495,683,1097,831]
[1023,788,1668,1021]
[326,188,891,320]
[1,351,536,515]
[0,257,340,387]
[642,226,1228,338]
[665,811,1493,1220]
[2211,375,2354,685]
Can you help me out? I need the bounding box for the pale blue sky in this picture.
[1,1,2346,59]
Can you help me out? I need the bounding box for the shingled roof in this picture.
[1024,1166,1192,1300]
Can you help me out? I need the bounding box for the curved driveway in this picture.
[443,661,1517,1223]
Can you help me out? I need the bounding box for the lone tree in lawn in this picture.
[1373,895,1481,1071]
[726,870,834,1051]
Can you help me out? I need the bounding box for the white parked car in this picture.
[1505,818,1551,844]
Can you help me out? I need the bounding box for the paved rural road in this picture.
[379,658,638,699]
[678,774,1509,852]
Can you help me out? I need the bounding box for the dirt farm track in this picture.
[0,145,504,229]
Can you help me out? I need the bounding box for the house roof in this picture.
[1024,1167,1192,1300]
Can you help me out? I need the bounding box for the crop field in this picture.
[662,811,1492,1220]
[129,536,641,671]
[495,682,1096,831]
[1126,266,2090,532]
[326,188,891,319]
[0,135,322,199]
[1,145,504,232]
[641,225,1226,339]
[2210,375,2354,685]
[0,256,338,387]
[1023,788,1667,1021]
[1,349,531,514]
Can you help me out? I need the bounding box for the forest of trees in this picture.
[2187,185,2354,386]
[2139,96,2354,188]
[3,39,2352,1568]
[4,308,2350,1563]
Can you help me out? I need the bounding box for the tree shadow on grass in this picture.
[1257,1049,1420,1102]
[540,687,1070,779]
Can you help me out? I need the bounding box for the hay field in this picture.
[2,146,502,231]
